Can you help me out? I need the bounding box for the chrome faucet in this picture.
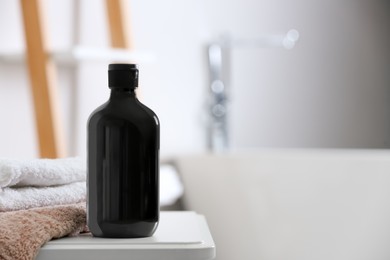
[206,30,299,152]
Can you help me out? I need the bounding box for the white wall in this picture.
[0,0,389,159]
[228,1,390,149]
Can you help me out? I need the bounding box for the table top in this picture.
[36,211,216,260]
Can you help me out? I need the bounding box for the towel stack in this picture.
[0,157,86,212]
[0,157,184,259]
[0,157,87,260]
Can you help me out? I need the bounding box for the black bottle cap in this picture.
[108,63,139,89]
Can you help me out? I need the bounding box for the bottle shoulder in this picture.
[137,100,160,125]
[88,101,109,123]
[88,98,159,128]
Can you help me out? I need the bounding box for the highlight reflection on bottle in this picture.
[87,64,159,238]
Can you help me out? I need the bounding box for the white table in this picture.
[36,211,216,260]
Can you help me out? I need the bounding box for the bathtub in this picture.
[174,149,390,260]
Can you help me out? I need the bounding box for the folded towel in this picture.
[0,203,86,260]
[0,157,85,189]
[160,165,184,206]
[0,182,86,212]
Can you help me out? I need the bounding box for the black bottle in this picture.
[87,64,159,238]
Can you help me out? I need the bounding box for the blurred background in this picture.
[0,0,389,158]
[1,0,390,259]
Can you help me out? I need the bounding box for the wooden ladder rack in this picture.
[20,0,132,158]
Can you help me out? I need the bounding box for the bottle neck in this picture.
[109,88,137,100]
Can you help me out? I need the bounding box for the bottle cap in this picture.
[108,63,138,89]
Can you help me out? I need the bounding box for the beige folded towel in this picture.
[0,203,86,260]
[0,182,86,212]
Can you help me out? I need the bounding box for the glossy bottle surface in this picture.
[88,87,159,238]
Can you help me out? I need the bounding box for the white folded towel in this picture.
[0,157,183,210]
[0,157,85,189]
[0,182,86,212]
[160,165,184,206]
